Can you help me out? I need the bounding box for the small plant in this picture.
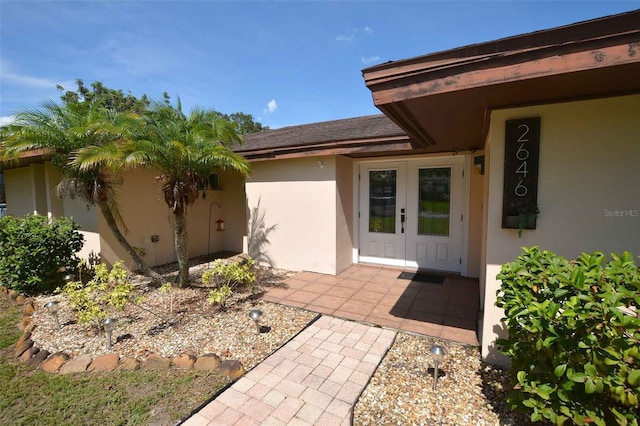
[61,261,133,329]
[158,282,176,318]
[0,215,84,295]
[496,247,640,425]
[517,204,540,237]
[207,285,232,307]
[202,258,257,307]
[76,251,101,284]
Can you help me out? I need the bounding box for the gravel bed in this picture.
[30,255,316,370]
[354,333,546,426]
[28,254,547,424]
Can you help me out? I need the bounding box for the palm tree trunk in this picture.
[97,200,162,283]
[174,209,190,287]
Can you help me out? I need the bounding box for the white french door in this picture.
[359,157,465,272]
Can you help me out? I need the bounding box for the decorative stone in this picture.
[15,294,26,304]
[8,290,18,300]
[116,357,141,372]
[141,354,170,371]
[27,350,50,368]
[24,322,36,334]
[20,346,39,362]
[172,354,196,369]
[16,332,31,348]
[23,302,36,315]
[217,359,245,379]
[18,316,32,332]
[58,354,90,374]
[14,338,33,357]
[88,353,120,372]
[193,353,222,371]
[42,352,71,373]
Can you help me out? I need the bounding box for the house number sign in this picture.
[502,117,540,229]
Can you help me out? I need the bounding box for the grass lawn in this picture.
[0,295,229,426]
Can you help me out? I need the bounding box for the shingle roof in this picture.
[236,114,408,155]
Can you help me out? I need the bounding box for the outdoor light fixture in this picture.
[103,318,117,350]
[249,309,262,335]
[44,300,62,330]
[429,344,447,391]
[63,273,76,283]
[216,218,225,231]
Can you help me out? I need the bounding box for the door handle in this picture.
[400,209,405,233]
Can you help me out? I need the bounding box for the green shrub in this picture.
[61,261,133,329]
[496,247,640,425]
[202,258,257,307]
[0,215,84,295]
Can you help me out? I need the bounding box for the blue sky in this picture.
[1,1,638,128]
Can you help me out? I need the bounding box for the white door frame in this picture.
[353,154,471,275]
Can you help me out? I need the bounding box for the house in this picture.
[3,10,638,363]
[240,9,640,363]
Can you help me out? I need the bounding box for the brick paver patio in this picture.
[263,264,480,346]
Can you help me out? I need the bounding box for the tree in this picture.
[218,112,269,135]
[76,101,251,287]
[0,85,162,282]
[57,79,150,114]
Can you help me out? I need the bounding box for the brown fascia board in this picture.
[237,134,414,161]
[363,9,640,101]
[369,32,640,106]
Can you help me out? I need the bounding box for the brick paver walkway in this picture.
[183,315,396,425]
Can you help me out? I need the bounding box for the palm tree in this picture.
[0,100,161,281]
[77,102,251,287]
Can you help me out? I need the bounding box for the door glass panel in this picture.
[369,170,396,233]
[418,168,450,236]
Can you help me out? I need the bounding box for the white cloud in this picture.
[361,56,381,65]
[336,26,373,42]
[335,34,355,42]
[264,99,277,114]
[0,116,15,126]
[1,68,63,89]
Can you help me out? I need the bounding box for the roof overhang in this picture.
[0,149,51,170]
[362,10,640,152]
[236,135,414,161]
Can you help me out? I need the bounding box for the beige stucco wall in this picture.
[4,163,102,260]
[244,156,341,274]
[97,168,244,271]
[44,163,63,218]
[4,163,245,271]
[481,94,640,365]
[467,152,485,278]
[31,164,48,215]
[4,164,49,216]
[221,171,247,254]
[335,156,354,273]
[5,167,34,216]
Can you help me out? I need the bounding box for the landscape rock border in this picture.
[6,288,245,379]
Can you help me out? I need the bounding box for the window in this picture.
[417,168,451,236]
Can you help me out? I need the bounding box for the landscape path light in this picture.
[44,300,62,330]
[249,309,262,335]
[429,344,447,391]
[103,318,117,351]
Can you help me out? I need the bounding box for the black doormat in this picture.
[397,271,445,284]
